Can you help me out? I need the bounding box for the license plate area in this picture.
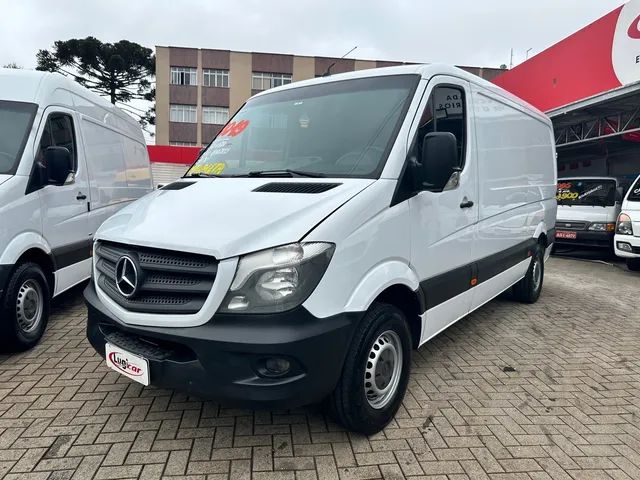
[105,343,150,386]
[556,230,577,240]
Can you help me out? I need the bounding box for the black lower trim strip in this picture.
[420,238,536,311]
[51,239,93,270]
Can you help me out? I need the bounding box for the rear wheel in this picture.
[513,243,544,304]
[0,263,50,352]
[627,258,640,272]
[326,303,411,435]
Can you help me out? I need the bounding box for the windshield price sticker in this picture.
[557,182,577,201]
[219,119,250,137]
[189,162,226,175]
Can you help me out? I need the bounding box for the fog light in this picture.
[265,358,290,376]
[617,242,633,252]
[227,295,249,311]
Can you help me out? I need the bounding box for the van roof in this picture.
[0,68,143,141]
[250,63,549,124]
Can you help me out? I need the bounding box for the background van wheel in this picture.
[627,258,640,271]
[326,303,411,435]
[0,263,50,352]
[513,243,544,304]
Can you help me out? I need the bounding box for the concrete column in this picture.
[292,56,315,82]
[155,46,170,145]
[355,60,376,71]
[229,52,252,116]
[196,49,203,146]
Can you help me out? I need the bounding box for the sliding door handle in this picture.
[460,199,474,209]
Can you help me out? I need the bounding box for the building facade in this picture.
[155,46,506,146]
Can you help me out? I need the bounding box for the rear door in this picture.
[407,76,479,343]
[35,108,92,295]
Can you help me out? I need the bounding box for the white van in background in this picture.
[0,69,153,351]
[615,174,640,271]
[84,65,556,434]
[554,177,624,250]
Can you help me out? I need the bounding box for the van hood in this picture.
[556,204,618,223]
[0,174,11,186]
[96,178,374,259]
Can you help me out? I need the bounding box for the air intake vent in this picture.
[253,182,341,194]
[160,181,195,191]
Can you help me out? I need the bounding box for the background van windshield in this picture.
[0,101,38,175]
[188,75,419,179]
[556,179,616,206]
[628,177,640,202]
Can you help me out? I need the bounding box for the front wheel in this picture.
[627,258,640,272]
[513,243,544,304]
[326,303,412,435]
[0,262,50,352]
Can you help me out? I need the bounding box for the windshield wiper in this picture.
[247,169,326,178]
[185,172,224,178]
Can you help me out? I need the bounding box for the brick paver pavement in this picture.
[0,257,639,479]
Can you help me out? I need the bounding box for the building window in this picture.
[203,69,229,88]
[252,72,292,91]
[170,66,197,86]
[202,106,229,125]
[170,141,198,147]
[170,104,197,123]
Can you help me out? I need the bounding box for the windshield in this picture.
[556,179,616,206]
[0,100,37,175]
[187,75,419,179]
[628,177,640,202]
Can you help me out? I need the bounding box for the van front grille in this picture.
[95,241,217,314]
[555,220,587,231]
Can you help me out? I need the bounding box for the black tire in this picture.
[0,262,50,352]
[627,258,640,272]
[326,303,412,435]
[513,243,544,304]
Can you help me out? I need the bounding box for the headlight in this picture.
[588,222,616,232]
[616,214,634,235]
[219,242,335,314]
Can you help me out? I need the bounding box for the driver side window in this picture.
[410,85,467,190]
[32,113,77,190]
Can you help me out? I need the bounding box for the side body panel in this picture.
[469,84,557,312]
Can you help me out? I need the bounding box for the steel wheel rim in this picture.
[532,256,542,291]
[16,280,43,333]
[364,330,403,409]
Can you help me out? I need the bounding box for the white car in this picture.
[614,174,640,271]
[0,69,153,351]
[84,64,557,434]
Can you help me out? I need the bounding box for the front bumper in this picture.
[554,229,614,249]
[614,234,640,258]
[84,282,361,409]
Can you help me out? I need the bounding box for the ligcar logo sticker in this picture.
[612,0,640,85]
[108,351,144,376]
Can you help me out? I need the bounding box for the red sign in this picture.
[493,1,640,112]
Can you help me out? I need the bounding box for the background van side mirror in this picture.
[420,132,458,191]
[44,146,73,186]
[616,186,625,203]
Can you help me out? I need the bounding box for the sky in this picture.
[0,0,625,69]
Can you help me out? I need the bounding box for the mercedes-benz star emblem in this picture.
[115,256,139,298]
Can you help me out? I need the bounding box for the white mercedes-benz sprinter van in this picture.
[0,69,152,351]
[85,65,556,434]
[554,177,624,250]
[615,173,640,271]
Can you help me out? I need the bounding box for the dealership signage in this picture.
[494,0,640,112]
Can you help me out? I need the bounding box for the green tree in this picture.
[36,37,155,130]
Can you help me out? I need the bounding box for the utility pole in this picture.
[526,48,533,60]
[510,48,514,69]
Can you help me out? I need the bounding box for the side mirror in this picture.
[616,186,624,203]
[420,132,458,191]
[44,146,73,186]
